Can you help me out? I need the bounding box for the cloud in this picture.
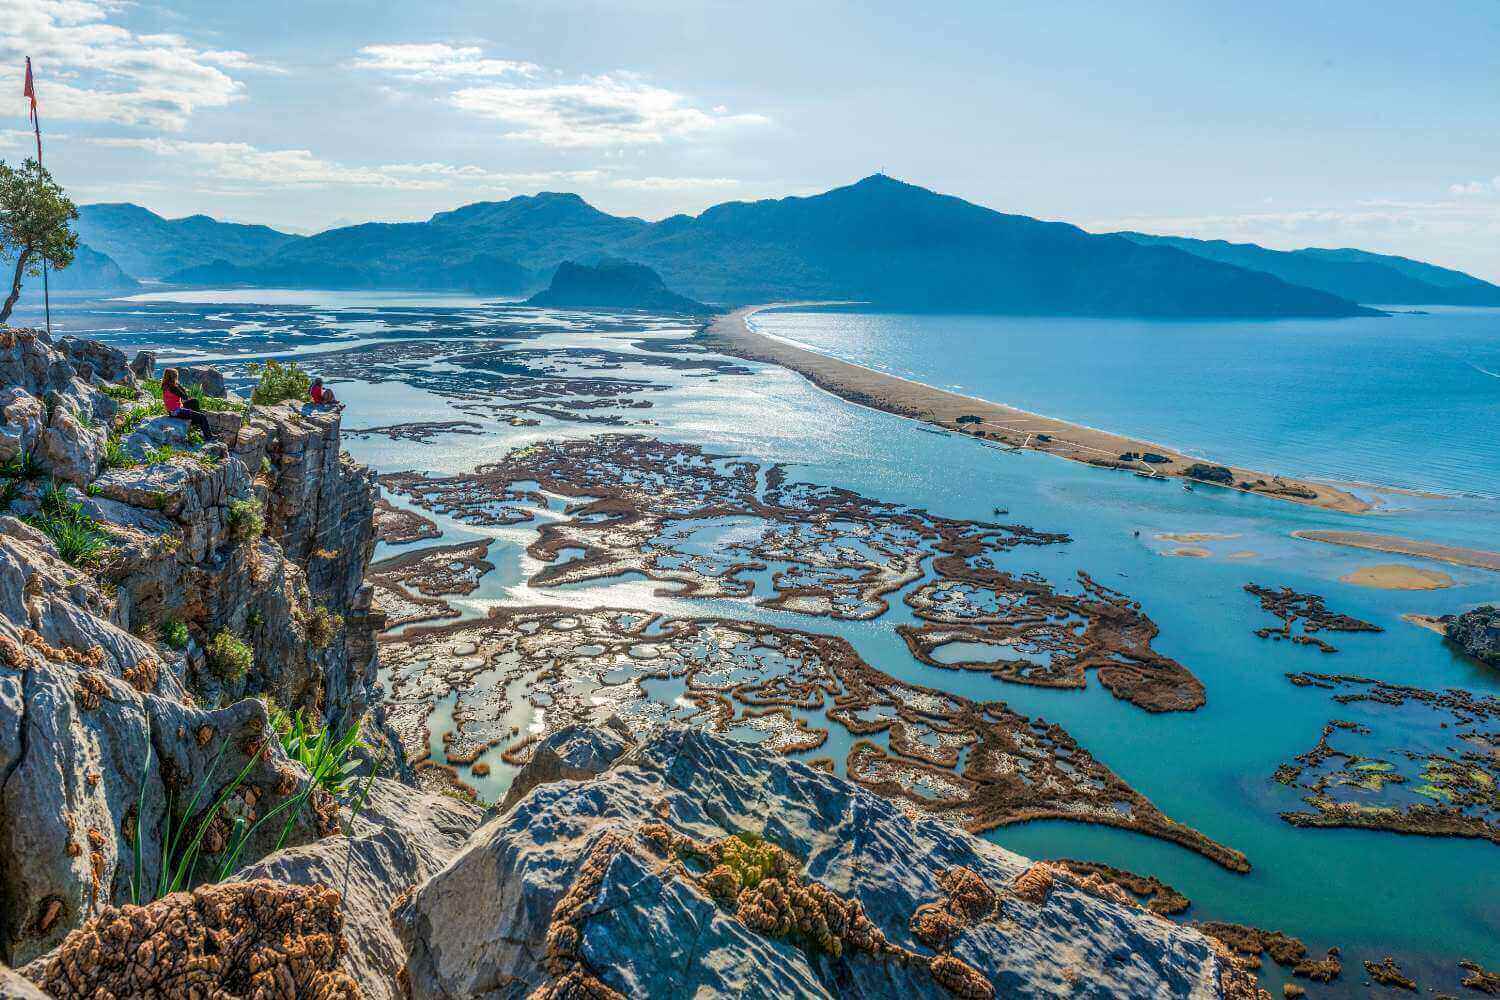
[350,43,539,80]
[608,176,742,191]
[1448,177,1500,196]
[83,136,603,192]
[353,44,769,148]
[0,0,277,130]
[450,73,769,147]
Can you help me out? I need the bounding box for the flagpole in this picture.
[27,59,51,337]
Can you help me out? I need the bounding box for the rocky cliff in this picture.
[0,325,382,964]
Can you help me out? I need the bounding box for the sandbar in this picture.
[1339,564,1454,591]
[705,305,1370,514]
[1293,529,1500,572]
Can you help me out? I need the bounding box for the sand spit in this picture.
[1293,529,1500,573]
[706,305,1370,515]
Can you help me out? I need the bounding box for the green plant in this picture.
[0,448,43,481]
[115,400,165,434]
[259,456,272,476]
[142,443,183,466]
[26,481,109,566]
[305,604,343,650]
[101,433,133,470]
[248,360,311,406]
[246,608,264,628]
[269,708,365,796]
[226,498,264,543]
[161,618,190,651]
[186,427,205,447]
[204,630,252,682]
[101,383,139,402]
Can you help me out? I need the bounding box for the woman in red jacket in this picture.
[160,368,212,439]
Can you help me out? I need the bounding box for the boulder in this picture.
[495,718,633,813]
[1445,605,1499,666]
[129,350,156,380]
[235,780,483,999]
[57,338,132,385]
[397,726,1237,999]
[178,365,227,398]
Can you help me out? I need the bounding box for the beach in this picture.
[1293,529,1500,572]
[705,305,1371,514]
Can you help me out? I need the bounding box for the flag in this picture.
[23,57,37,122]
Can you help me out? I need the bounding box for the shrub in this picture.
[161,618,190,651]
[100,383,139,402]
[248,360,311,406]
[142,443,184,466]
[270,707,365,795]
[26,481,109,566]
[204,630,252,682]
[305,604,343,649]
[226,498,264,542]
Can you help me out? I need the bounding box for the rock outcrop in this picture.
[1446,605,1499,666]
[525,259,716,315]
[0,326,382,965]
[397,725,1247,999]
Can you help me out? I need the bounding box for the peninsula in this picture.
[705,305,1371,514]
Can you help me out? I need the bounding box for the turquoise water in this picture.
[29,291,1500,995]
[751,307,1500,503]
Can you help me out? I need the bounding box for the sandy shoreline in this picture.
[705,305,1370,514]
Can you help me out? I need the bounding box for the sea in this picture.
[14,290,1499,995]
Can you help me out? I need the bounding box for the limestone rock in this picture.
[495,718,632,813]
[1446,605,1499,666]
[236,779,483,999]
[177,365,226,397]
[397,726,1235,999]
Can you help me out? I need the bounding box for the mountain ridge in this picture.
[67,175,1497,317]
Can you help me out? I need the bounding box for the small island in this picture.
[525,259,715,315]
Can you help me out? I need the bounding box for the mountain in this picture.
[525,260,715,314]
[610,176,1371,317]
[1114,232,1500,306]
[108,177,1500,317]
[75,203,301,278]
[48,245,140,293]
[165,192,645,292]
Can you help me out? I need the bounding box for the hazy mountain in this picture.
[48,245,140,293]
[78,177,1470,317]
[1114,232,1500,306]
[608,176,1371,316]
[75,203,301,278]
[526,260,714,314]
[161,192,643,292]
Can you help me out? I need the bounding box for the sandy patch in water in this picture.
[1340,564,1454,591]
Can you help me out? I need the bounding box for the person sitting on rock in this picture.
[160,367,213,440]
[309,377,340,407]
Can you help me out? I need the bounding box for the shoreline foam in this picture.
[705,305,1371,514]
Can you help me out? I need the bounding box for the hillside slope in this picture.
[1116,232,1500,306]
[76,203,301,278]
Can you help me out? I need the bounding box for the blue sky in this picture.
[5,1,1500,278]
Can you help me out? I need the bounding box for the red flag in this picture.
[23,57,37,122]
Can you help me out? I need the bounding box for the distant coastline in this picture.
[704,304,1371,515]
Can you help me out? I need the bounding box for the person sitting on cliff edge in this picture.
[309,377,341,408]
[160,367,213,440]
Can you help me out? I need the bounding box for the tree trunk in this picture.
[0,247,32,325]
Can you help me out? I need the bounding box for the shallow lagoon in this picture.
[30,290,1500,994]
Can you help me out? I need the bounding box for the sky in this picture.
[4,0,1500,278]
